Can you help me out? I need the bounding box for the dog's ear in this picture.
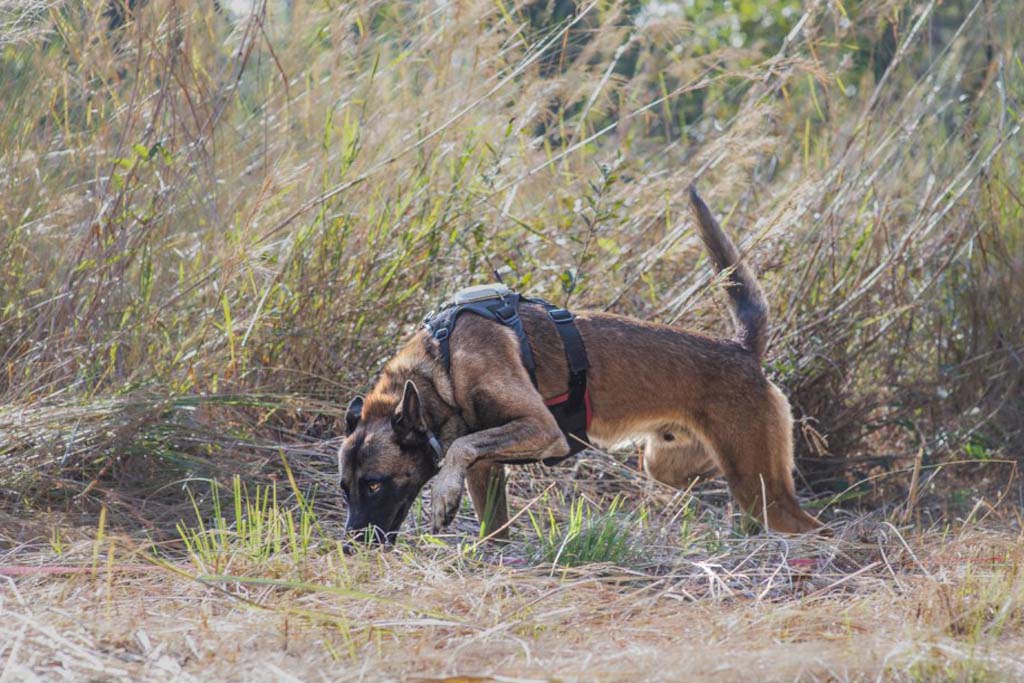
[393,380,428,439]
[345,396,364,435]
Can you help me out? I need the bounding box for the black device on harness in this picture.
[423,284,591,465]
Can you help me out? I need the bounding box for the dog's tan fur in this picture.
[642,427,717,487]
[343,188,820,537]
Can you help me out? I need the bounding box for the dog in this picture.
[337,186,821,545]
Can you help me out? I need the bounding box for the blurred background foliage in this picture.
[0,0,1020,532]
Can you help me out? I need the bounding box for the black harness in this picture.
[423,285,592,464]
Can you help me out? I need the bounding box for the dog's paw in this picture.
[430,465,465,533]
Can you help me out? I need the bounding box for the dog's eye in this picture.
[367,481,382,494]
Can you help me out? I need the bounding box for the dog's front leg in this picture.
[431,415,567,533]
[466,461,509,539]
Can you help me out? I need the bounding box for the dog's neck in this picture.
[361,332,465,442]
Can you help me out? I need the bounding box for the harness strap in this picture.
[431,321,452,373]
[534,303,590,456]
[487,297,538,386]
[546,307,587,373]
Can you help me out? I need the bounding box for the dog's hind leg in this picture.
[701,385,821,533]
[466,461,509,540]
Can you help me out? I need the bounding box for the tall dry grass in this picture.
[0,0,1021,536]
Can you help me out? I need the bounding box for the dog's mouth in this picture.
[342,525,389,554]
[387,500,412,535]
[342,500,412,554]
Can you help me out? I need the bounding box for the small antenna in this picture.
[492,268,505,286]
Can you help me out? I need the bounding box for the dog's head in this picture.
[338,380,440,547]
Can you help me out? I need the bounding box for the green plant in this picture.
[48,525,65,557]
[177,475,320,573]
[528,495,640,568]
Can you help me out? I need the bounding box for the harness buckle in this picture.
[433,327,450,342]
[548,308,573,323]
[493,303,519,324]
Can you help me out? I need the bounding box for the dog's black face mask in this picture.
[338,383,439,549]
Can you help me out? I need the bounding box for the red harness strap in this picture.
[543,390,593,429]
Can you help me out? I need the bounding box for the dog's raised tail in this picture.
[688,185,769,358]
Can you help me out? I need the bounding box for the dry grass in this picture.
[1,0,1023,679]
[4,504,1024,681]
[5,451,1024,681]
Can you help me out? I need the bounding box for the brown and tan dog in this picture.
[338,187,820,545]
